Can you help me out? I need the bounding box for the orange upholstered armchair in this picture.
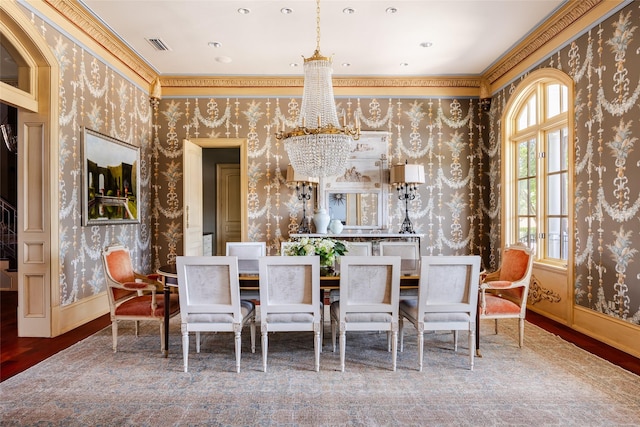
[102,244,179,353]
[478,242,533,354]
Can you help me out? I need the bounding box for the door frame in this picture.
[190,138,248,242]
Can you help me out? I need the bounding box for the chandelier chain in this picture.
[316,0,321,53]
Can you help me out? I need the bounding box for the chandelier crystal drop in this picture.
[276,0,359,178]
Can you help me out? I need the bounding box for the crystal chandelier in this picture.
[276,0,359,178]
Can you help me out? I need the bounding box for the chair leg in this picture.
[182,329,189,373]
[134,320,139,337]
[387,331,391,352]
[519,317,525,348]
[159,322,166,353]
[469,325,475,371]
[399,317,404,353]
[250,316,256,353]
[391,330,398,372]
[111,321,118,353]
[196,331,201,353]
[494,319,498,334]
[261,329,268,373]
[234,329,242,374]
[418,331,424,372]
[339,329,346,372]
[453,330,458,352]
[331,318,337,353]
[314,325,321,372]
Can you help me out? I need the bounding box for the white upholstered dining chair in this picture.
[258,256,322,372]
[378,241,420,276]
[176,256,256,373]
[330,255,402,372]
[226,241,266,300]
[399,255,481,371]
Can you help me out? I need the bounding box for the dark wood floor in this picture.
[1,290,638,382]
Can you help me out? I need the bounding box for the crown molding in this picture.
[43,0,156,85]
[483,0,621,89]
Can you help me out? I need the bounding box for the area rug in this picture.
[1,314,639,426]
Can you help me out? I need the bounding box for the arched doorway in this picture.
[1,2,59,337]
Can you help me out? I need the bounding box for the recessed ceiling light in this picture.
[208,41,222,48]
[216,56,232,64]
[343,7,356,14]
[281,7,293,14]
[290,63,299,68]
[420,42,433,48]
[400,62,409,67]
[341,63,351,67]
[385,7,397,14]
[237,8,250,15]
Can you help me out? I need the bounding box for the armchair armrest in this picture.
[121,281,158,309]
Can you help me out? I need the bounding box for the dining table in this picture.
[156,263,419,357]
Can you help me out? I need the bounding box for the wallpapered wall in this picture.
[151,97,489,268]
[487,6,640,325]
[21,6,154,306]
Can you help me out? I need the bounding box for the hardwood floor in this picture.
[1,290,638,382]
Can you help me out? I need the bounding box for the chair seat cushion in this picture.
[186,300,255,324]
[265,312,314,323]
[399,300,472,323]
[115,294,179,317]
[483,294,521,315]
[330,301,392,323]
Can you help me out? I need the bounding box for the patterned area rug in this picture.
[1,314,639,426]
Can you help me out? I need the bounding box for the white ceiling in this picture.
[79,0,565,78]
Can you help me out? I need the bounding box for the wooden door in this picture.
[183,139,203,256]
[216,164,241,255]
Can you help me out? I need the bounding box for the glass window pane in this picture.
[528,139,536,175]
[528,178,536,214]
[547,130,561,173]
[561,85,568,113]
[560,128,568,170]
[547,217,561,259]
[528,95,537,126]
[518,179,529,215]
[548,174,561,215]
[517,106,528,131]
[518,218,531,243]
[547,84,561,118]
[518,141,528,178]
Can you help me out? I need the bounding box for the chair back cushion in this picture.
[176,256,245,324]
[258,256,320,323]
[499,247,531,282]
[337,256,401,323]
[417,255,480,319]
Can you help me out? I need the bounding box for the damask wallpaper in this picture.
[151,97,488,268]
[488,7,640,325]
[18,5,154,306]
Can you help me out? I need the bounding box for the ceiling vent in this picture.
[146,38,171,51]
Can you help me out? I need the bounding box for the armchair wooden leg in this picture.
[112,321,118,353]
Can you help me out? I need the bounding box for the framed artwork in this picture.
[82,127,140,225]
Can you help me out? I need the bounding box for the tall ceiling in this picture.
[78,0,565,78]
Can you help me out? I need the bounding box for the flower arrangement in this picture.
[284,237,348,272]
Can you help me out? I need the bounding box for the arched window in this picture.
[503,69,574,264]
